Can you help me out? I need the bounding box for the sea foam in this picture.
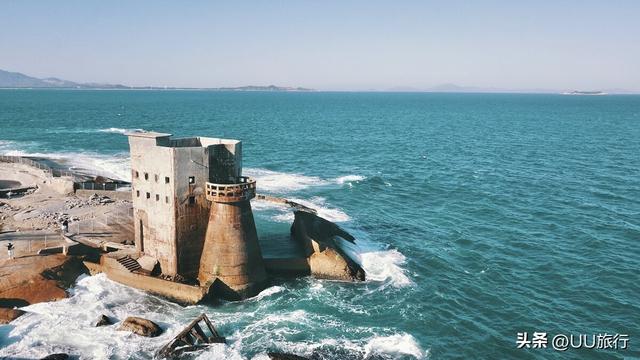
[244,168,365,193]
[364,333,426,359]
[2,148,131,181]
[98,127,144,134]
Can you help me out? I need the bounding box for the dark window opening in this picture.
[139,219,144,252]
[165,176,170,184]
[154,174,159,182]
[136,190,140,197]
[146,192,150,199]
[155,194,159,201]
[165,196,169,204]
[188,196,196,205]
[144,173,149,180]
[134,170,139,178]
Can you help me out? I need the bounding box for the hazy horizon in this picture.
[1,1,638,92]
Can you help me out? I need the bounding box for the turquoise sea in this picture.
[1,90,639,359]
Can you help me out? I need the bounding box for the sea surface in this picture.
[0,90,639,359]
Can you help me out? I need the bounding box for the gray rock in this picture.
[118,316,162,337]
[0,308,25,324]
[94,314,112,327]
[268,353,309,360]
[41,354,69,360]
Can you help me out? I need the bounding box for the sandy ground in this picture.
[1,162,132,233]
[0,161,134,323]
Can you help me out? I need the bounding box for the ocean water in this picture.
[1,90,639,359]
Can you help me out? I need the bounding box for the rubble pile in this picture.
[65,194,115,209]
[37,212,80,229]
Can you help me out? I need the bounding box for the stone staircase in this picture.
[117,255,142,272]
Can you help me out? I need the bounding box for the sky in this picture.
[0,1,638,91]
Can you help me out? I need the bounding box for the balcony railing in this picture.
[205,177,256,203]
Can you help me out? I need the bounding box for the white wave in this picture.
[335,175,366,184]
[0,273,423,359]
[1,146,131,182]
[0,140,16,148]
[244,168,330,193]
[249,285,286,301]
[337,228,413,288]
[360,249,413,287]
[245,168,365,193]
[0,274,189,359]
[364,333,426,359]
[289,197,351,222]
[65,152,131,181]
[259,333,425,359]
[253,196,351,223]
[98,127,143,134]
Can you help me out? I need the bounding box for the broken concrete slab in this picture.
[291,211,365,281]
[157,313,225,358]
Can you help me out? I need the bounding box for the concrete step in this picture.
[117,256,141,272]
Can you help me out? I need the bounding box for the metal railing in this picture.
[0,155,75,177]
[205,177,256,203]
[76,182,131,191]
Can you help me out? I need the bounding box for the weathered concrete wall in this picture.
[127,132,243,279]
[98,257,207,304]
[129,134,177,276]
[198,200,267,300]
[172,146,210,278]
[75,190,132,201]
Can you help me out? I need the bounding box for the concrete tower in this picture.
[198,174,267,300]
[126,132,243,279]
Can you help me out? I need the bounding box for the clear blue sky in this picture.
[1,1,638,91]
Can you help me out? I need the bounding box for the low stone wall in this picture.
[96,257,207,304]
[75,189,132,201]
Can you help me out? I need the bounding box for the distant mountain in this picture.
[0,69,314,91]
[0,69,129,89]
[217,85,314,92]
[562,90,607,96]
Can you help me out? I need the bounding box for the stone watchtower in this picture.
[126,131,266,298]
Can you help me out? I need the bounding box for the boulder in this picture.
[94,314,112,327]
[118,316,162,337]
[268,353,309,360]
[41,354,69,360]
[0,308,25,324]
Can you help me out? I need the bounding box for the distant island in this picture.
[0,69,314,91]
[561,90,607,96]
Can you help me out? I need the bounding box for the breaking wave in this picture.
[335,174,366,184]
[98,127,144,134]
[248,285,286,301]
[244,168,365,193]
[0,274,425,359]
[243,168,330,193]
[360,249,413,287]
[364,333,426,359]
[1,148,131,182]
[253,196,351,223]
